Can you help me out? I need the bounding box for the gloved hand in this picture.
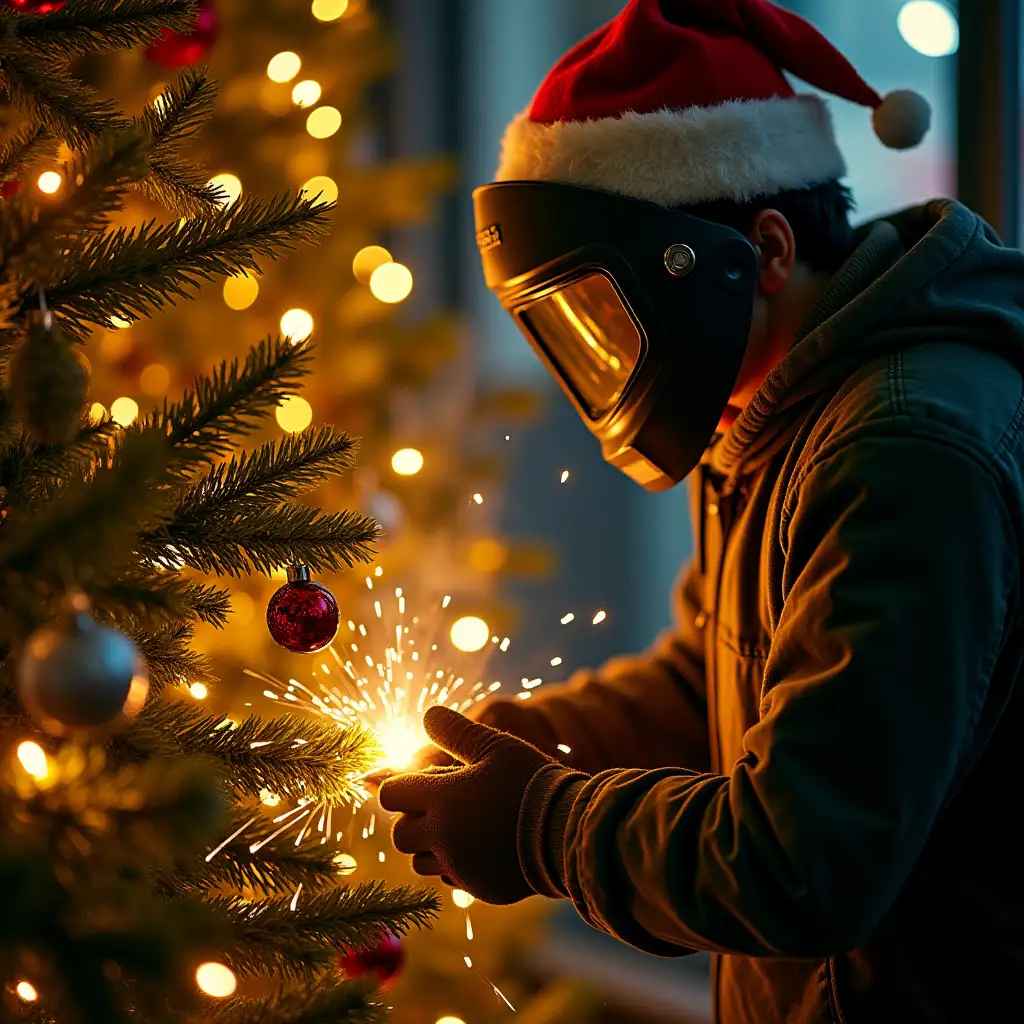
[411,697,563,771]
[378,705,556,905]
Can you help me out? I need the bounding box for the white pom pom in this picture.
[872,89,931,150]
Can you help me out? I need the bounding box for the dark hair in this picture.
[680,179,857,273]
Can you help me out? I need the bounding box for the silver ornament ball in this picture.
[18,610,149,737]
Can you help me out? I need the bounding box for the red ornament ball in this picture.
[144,0,219,68]
[338,934,404,989]
[266,565,339,654]
[3,0,67,12]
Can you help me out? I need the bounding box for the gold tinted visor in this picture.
[518,272,644,419]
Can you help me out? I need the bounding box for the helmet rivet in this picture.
[664,243,696,277]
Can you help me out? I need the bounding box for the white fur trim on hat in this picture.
[496,94,847,206]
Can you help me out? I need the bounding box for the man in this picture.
[378,1,1024,1021]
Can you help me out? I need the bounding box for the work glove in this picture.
[378,705,563,905]
[411,697,562,770]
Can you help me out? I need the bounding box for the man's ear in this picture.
[749,209,797,297]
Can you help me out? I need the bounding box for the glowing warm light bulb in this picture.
[390,447,424,476]
[280,307,314,342]
[452,889,475,909]
[223,272,259,310]
[301,174,338,205]
[312,0,349,20]
[37,171,62,194]
[109,315,131,329]
[15,981,38,1003]
[897,1,958,56]
[260,788,281,807]
[196,962,237,998]
[89,402,108,423]
[189,682,208,700]
[17,741,48,781]
[292,79,322,108]
[306,105,342,139]
[140,363,170,396]
[352,245,392,282]
[208,172,242,208]
[275,395,313,433]
[369,261,414,304]
[334,851,357,874]
[110,396,139,426]
[436,1018,467,1024]
[450,616,489,654]
[267,51,302,83]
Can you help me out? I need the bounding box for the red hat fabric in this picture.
[497,0,931,206]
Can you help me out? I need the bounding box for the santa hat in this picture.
[497,0,932,207]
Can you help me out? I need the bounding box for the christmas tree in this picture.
[0,3,439,1022]
[69,5,565,1019]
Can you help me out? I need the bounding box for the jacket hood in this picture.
[707,199,1024,480]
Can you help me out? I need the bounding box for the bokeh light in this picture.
[436,1017,467,1024]
[140,363,170,396]
[195,962,237,998]
[231,591,256,626]
[450,616,490,654]
[110,397,139,426]
[390,447,423,476]
[266,51,301,83]
[301,175,338,205]
[312,0,349,20]
[260,788,281,807]
[15,981,38,1003]
[109,315,131,329]
[208,172,242,208]
[37,171,62,194]
[897,1,958,56]
[451,889,475,909]
[16,741,48,781]
[334,851,357,874]
[275,395,313,433]
[352,245,392,283]
[280,307,314,342]
[306,105,342,139]
[89,402,108,423]
[189,682,208,700]
[369,262,414,304]
[292,79,322,108]
[223,272,259,310]
[467,537,507,573]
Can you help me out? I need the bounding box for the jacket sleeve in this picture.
[525,432,1017,957]
[473,554,711,776]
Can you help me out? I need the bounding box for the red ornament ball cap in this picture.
[266,566,339,654]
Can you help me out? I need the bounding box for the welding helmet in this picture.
[473,180,759,491]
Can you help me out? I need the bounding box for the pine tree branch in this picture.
[0,128,149,288]
[0,428,170,584]
[215,884,441,981]
[176,427,359,524]
[200,981,386,1024]
[129,701,379,803]
[41,192,333,334]
[91,572,231,629]
[127,621,212,694]
[177,816,344,897]
[0,122,56,181]
[135,67,221,216]
[0,418,116,511]
[0,50,123,149]
[9,0,199,57]
[134,337,312,459]
[145,502,379,578]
